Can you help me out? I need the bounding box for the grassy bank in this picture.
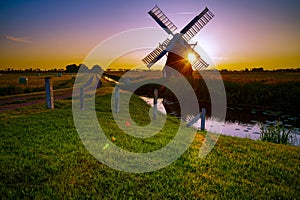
[0,86,299,198]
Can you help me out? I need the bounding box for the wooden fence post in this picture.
[153,89,158,119]
[115,87,119,113]
[186,108,206,129]
[80,87,84,110]
[201,108,206,130]
[45,77,54,109]
[186,113,201,128]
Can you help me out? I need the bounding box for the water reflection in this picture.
[140,97,300,146]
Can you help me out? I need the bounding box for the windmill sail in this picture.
[142,38,170,68]
[189,49,209,71]
[180,7,214,41]
[191,57,209,71]
[143,5,213,70]
[148,5,177,35]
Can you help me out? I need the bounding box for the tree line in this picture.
[0,64,104,73]
[65,64,103,73]
[1,65,300,73]
[220,67,300,73]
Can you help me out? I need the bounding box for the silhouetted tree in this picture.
[91,65,104,74]
[79,64,89,73]
[251,67,264,72]
[66,64,79,73]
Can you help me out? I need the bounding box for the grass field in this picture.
[221,72,300,84]
[0,80,299,199]
[104,70,300,83]
[104,71,300,111]
[0,73,75,96]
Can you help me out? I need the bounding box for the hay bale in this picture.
[19,77,28,84]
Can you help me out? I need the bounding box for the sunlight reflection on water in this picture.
[140,97,300,146]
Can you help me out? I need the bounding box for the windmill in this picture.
[142,5,214,76]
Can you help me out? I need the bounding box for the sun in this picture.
[187,52,197,63]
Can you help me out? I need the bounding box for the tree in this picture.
[66,64,79,73]
[91,65,104,74]
[251,67,264,72]
[78,64,89,73]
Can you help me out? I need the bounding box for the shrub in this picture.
[260,122,294,145]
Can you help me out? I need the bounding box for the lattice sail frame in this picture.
[142,6,214,70]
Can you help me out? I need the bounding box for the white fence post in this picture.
[115,87,120,113]
[186,108,206,130]
[201,108,206,130]
[45,77,54,109]
[186,113,201,128]
[153,89,158,119]
[80,87,84,110]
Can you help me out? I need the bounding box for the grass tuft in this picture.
[260,122,295,145]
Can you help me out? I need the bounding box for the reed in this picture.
[260,122,294,145]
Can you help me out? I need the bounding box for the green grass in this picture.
[223,80,300,111]
[192,77,300,111]
[0,92,299,198]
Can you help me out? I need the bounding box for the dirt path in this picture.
[0,89,74,111]
[0,77,113,112]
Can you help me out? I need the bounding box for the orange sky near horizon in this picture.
[0,0,299,71]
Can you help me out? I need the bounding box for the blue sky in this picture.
[0,0,299,70]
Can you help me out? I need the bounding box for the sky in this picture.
[0,0,299,70]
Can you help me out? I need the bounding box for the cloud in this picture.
[5,35,31,43]
[177,11,198,15]
[213,56,231,61]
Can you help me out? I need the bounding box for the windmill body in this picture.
[142,5,214,116]
[164,35,195,77]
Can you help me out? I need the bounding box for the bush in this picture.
[223,81,300,111]
[260,122,295,145]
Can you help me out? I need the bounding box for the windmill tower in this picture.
[142,5,215,116]
[142,6,214,77]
